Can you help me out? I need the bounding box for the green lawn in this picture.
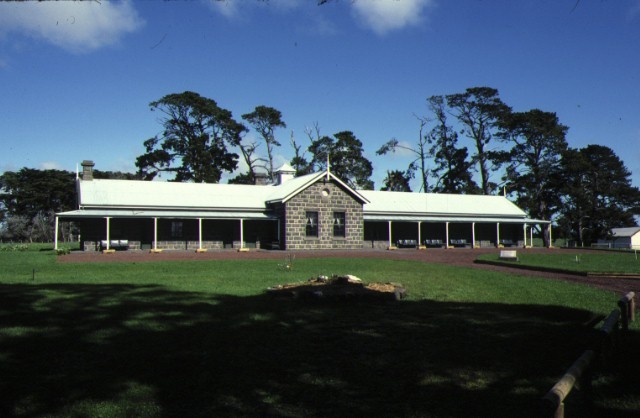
[0,245,638,417]
[478,249,640,274]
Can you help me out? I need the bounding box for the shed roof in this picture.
[611,227,640,238]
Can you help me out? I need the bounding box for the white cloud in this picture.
[0,1,144,54]
[207,0,242,19]
[351,0,435,35]
[206,0,299,20]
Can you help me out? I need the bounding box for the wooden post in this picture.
[618,292,636,331]
[599,309,621,365]
[542,350,595,418]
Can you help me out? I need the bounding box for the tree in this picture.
[376,114,431,192]
[556,145,640,246]
[242,105,286,181]
[381,170,412,192]
[289,130,313,177]
[135,91,246,183]
[308,130,374,189]
[0,168,76,242]
[499,109,569,246]
[446,87,511,195]
[93,170,143,180]
[427,95,477,194]
[230,140,263,184]
[0,168,76,223]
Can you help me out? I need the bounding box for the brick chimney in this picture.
[81,160,95,180]
[254,172,269,185]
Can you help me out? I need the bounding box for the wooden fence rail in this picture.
[541,292,636,418]
[542,350,595,417]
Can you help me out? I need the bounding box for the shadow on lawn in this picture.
[0,284,637,418]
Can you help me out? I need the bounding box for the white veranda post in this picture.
[153,218,158,250]
[54,216,59,250]
[530,226,533,247]
[445,222,450,248]
[472,222,476,248]
[105,217,111,250]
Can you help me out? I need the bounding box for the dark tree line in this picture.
[3,88,639,246]
[0,169,140,242]
[377,86,640,246]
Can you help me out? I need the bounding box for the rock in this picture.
[337,274,362,284]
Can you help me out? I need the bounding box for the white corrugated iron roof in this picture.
[611,227,640,237]
[79,179,274,210]
[66,171,535,223]
[359,190,526,218]
[266,171,369,204]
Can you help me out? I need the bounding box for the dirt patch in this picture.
[266,275,406,302]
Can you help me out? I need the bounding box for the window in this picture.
[305,211,318,237]
[333,212,346,237]
[171,221,183,238]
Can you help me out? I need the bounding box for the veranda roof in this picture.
[57,209,274,220]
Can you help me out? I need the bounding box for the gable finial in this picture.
[326,152,330,180]
[327,152,331,181]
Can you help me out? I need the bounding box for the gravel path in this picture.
[60,247,639,296]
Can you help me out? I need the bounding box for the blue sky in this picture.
[1,0,640,190]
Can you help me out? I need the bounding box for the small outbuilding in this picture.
[605,227,640,249]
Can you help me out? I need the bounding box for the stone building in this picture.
[55,160,549,251]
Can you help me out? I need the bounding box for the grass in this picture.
[0,244,638,417]
[478,249,640,274]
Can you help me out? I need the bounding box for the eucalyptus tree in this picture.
[376,114,431,192]
[242,105,286,181]
[381,170,412,192]
[308,130,374,190]
[427,95,477,194]
[136,91,246,183]
[556,145,640,246]
[446,87,511,195]
[289,130,313,177]
[499,109,568,246]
